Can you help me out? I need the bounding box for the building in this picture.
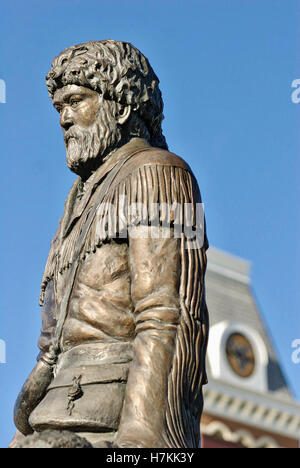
[201,248,300,448]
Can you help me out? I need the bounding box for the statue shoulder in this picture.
[108,145,203,210]
[133,147,192,171]
[116,146,195,185]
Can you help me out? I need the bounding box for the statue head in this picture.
[46,40,167,178]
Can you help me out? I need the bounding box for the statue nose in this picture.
[60,107,74,131]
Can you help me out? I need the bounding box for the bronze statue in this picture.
[11,40,209,448]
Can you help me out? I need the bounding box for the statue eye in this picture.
[70,98,81,108]
[54,105,62,113]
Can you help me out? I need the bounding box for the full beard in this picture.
[65,101,122,178]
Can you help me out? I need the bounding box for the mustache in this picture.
[64,129,81,144]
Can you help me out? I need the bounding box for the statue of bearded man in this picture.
[12,40,209,449]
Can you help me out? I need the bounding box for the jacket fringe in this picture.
[40,163,208,306]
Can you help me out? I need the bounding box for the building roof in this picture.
[203,247,300,441]
[205,247,293,401]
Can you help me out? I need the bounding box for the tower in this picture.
[201,248,300,448]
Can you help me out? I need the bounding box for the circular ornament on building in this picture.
[226,333,256,378]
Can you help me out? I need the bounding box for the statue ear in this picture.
[117,105,131,125]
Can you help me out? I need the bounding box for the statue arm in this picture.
[115,163,209,448]
[116,227,181,448]
[36,280,57,361]
[13,281,57,435]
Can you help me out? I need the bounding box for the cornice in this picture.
[203,379,300,440]
[201,420,281,448]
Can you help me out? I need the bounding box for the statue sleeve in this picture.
[36,280,57,361]
[115,163,209,448]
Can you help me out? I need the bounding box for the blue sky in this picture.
[0,0,299,447]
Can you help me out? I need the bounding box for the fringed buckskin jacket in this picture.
[18,138,209,448]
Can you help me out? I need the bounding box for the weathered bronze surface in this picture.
[12,40,209,448]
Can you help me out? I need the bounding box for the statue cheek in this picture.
[77,107,98,127]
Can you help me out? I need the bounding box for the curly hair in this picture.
[46,40,168,149]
